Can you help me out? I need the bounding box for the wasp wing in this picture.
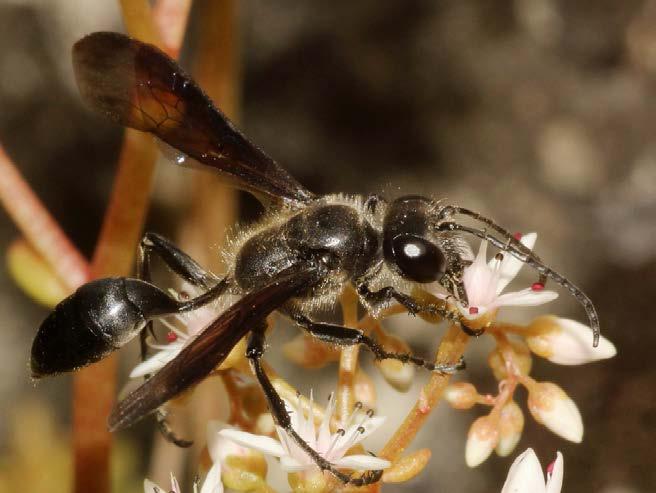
[108,264,322,431]
[73,31,315,206]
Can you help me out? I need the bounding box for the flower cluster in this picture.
[442,234,616,466]
[138,234,614,492]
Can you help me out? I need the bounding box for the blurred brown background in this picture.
[0,0,654,491]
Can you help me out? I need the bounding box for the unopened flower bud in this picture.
[444,382,479,409]
[254,412,275,435]
[526,316,617,365]
[527,382,583,443]
[488,339,532,380]
[354,369,377,409]
[375,334,415,392]
[382,449,431,483]
[217,336,248,371]
[288,470,328,493]
[283,334,339,369]
[465,415,500,467]
[496,400,524,457]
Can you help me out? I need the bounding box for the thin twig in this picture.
[336,286,361,424]
[378,325,470,463]
[0,144,90,291]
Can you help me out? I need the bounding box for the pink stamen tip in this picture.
[468,306,479,315]
[546,460,555,475]
[531,282,545,291]
[166,331,178,343]
[513,232,522,241]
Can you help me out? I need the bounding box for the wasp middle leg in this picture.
[246,322,384,486]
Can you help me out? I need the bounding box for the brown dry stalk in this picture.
[72,3,190,492]
[0,145,90,290]
[159,0,240,482]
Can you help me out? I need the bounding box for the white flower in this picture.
[501,448,563,493]
[219,392,390,474]
[458,233,558,320]
[525,316,617,365]
[527,382,583,443]
[130,287,221,378]
[144,468,223,493]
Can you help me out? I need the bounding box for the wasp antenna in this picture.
[438,222,600,347]
[439,206,542,261]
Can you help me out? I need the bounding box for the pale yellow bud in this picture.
[495,400,524,457]
[375,333,415,392]
[254,412,275,435]
[444,382,479,409]
[283,334,339,369]
[527,381,583,443]
[488,339,532,380]
[217,336,247,371]
[288,470,329,493]
[207,422,268,491]
[382,449,431,483]
[7,238,69,308]
[465,415,500,467]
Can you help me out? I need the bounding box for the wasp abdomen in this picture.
[31,278,177,378]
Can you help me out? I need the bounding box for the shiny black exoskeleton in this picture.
[31,278,177,377]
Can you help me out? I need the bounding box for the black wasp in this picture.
[30,32,600,486]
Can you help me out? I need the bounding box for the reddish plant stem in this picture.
[0,145,90,291]
[378,326,470,462]
[175,0,240,479]
[72,3,190,493]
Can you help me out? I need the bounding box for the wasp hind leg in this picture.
[136,232,225,448]
[246,323,384,486]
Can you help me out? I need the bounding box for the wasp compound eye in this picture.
[31,277,177,378]
[391,234,446,283]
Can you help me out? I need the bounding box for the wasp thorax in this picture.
[383,196,447,283]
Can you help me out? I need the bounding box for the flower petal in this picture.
[200,463,224,493]
[335,455,391,470]
[218,429,286,457]
[545,452,564,493]
[501,448,547,493]
[143,479,165,493]
[333,416,387,457]
[279,455,311,472]
[495,289,558,308]
[130,349,180,378]
[170,472,182,493]
[463,241,500,307]
[494,233,538,293]
[317,393,336,451]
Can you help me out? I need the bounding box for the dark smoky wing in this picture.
[108,264,323,431]
[72,31,314,205]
